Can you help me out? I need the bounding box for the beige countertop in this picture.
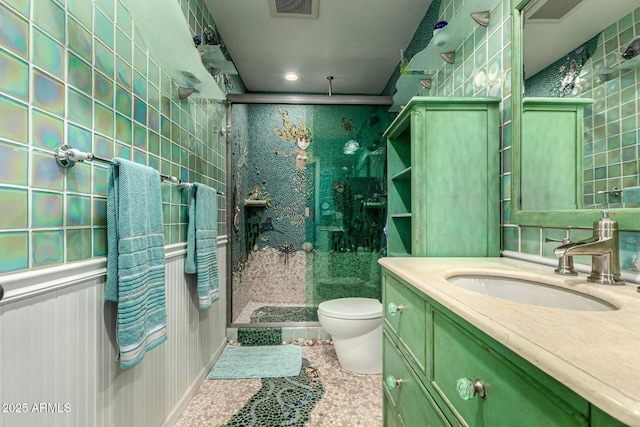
[379,256,640,426]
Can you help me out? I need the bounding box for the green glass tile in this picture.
[0,186,27,228]
[68,87,92,127]
[148,59,160,88]
[66,228,91,262]
[68,17,92,63]
[33,69,65,116]
[68,0,92,29]
[501,173,511,200]
[623,146,637,162]
[94,134,114,159]
[133,123,146,149]
[133,70,146,100]
[0,48,28,101]
[116,28,132,64]
[67,123,92,152]
[148,131,159,155]
[161,116,171,139]
[133,96,147,125]
[93,227,107,256]
[115,113,132,144]
[33,0,65,43]
[623,160,638,177]
[95,0,114,20]
[133,148,146,165]
[148,153,159,171]
[66,162,91,195]
[94,39,114,77]
[0,94,27,142]
[32,190,63,227]
[32,149,64,190]
[68,53,92,95]
[116,1,132,36]
[115,141,131,160]
[93,197,107,226]
[161,95,171,117]
[66,194,91,226]
[0,231,28,272]
[95,102,114,137]
[171,142,180,163]
[4,0,30,17]
[94,7,114,47]
[133,44,147,75]
[115,84,132,116]
[148,107,159,133]
[32,108,62,150]
[32,229,64,268]
[93,166,108,195]
[94,70,114,107]
[159,138,170,162]
[115,55,131,88]
[0,3,28,58]
[0,140,27,185]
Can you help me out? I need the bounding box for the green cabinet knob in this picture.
[456,377,486,400]
[387,302,404,316]
[385,375,403,390]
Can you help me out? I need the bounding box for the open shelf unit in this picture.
[383,97,501,257]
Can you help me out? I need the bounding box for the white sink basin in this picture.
[447,275,617,311]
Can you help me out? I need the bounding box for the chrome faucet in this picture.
[554,212,625,286]
[545,237,577,276]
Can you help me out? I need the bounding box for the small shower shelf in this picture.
[199,45,238,75]
[244,199,268,207]
[406,0,501,73]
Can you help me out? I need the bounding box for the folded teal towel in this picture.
[185,183,219,310]
[105,158,167,369]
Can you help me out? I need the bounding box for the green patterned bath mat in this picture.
[207,345,302,379]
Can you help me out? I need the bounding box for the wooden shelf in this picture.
[244,199,268,207]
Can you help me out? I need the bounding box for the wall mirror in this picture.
[511,0,640,229]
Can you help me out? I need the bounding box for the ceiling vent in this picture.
[526,0,583,20]
[269,0,319,19]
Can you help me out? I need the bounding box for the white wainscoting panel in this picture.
[0,245,227,427]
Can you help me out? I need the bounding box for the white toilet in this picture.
[317,297,383,374]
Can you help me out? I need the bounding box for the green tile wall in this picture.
[0,0,227,274]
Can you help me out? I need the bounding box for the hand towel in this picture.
[106,158,167,369]
[185,183,219,310]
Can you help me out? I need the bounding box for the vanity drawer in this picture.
[384,332,450,427]
[383,272,430,378]
[432,311,589,427]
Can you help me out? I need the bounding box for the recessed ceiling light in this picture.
[284,72,298,81]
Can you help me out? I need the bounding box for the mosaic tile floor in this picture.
[234,302,307,324]
[175,344,383,426]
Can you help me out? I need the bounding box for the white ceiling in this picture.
[203,0,433,95]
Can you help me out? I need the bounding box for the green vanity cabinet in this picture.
[381,268,626,427]
[383,97,501,257]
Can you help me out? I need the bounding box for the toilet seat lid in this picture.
[318,298,382,320]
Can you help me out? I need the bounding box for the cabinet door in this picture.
[432,312,589,427]
[384,273,429,378]
[384,332,450,427]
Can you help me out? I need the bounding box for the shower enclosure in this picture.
[228,99,392,325]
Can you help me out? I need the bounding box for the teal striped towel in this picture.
[105,158,167,369]
[185,183,219,310]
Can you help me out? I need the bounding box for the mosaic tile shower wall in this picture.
[0,0,227,274]
[230,104,391,323]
